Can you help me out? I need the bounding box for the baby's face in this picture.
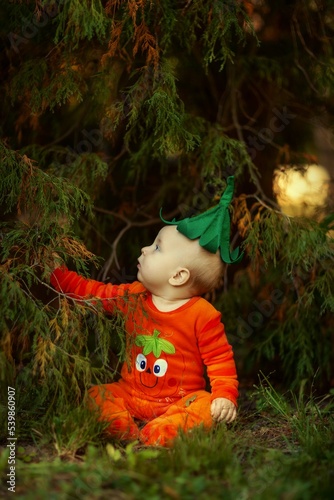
[137,226,199,292]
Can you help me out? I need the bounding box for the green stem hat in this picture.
[160,176,243,264]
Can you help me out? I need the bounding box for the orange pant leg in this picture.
[140,390,213,446]
[88,383,140,441]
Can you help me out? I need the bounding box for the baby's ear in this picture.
[168,267,190,287]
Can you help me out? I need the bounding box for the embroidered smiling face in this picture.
[133,329,184,397]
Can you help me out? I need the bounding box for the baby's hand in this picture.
[50,252,63,271]
[44,252,63,279]
[211,397,237,423]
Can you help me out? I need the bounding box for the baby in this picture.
[51,177,242,446]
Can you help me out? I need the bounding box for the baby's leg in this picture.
[88,383,140,441]
[140,390,213,446]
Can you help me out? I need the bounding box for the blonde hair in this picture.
[188,246,225,296]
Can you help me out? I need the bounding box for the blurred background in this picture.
[1,1,334,429]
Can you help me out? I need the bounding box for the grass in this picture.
[1,378,334,499]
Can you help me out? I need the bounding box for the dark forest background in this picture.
[1,0,334,443]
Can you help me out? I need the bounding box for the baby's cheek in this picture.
[168,377,177,387]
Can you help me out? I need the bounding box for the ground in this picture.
[1,384,333,499]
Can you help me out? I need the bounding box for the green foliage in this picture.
[253,374,334,461]
[216,202,334,390]
[198,124,253,179]
[1,1,334,483]
[51,404,109,458]
[10,58,87,113]
[0,141,126,440]
[1,387,333,498]
[201,0,255,70]
[123,60,201,157]
[54,0,109,45]
[0,141,92,222]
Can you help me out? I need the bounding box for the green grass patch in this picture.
[1,382,334,499]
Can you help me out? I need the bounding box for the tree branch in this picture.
[94,207,179,281]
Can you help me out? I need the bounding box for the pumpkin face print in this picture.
[133,329,185,397]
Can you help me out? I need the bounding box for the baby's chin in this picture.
[137,271,145,286]
[137,275,154,294]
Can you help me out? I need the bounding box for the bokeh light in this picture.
[273,164,330,217]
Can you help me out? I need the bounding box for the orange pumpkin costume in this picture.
[51,266,238,446]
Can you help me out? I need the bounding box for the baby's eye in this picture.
[154,244,160,251]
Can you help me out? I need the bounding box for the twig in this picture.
[292,16,327,66]
[290,19,321,96]
[242,125,283,151]
[94,207,179,281]
[230,88,280,210]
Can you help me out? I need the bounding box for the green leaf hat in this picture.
[160,176,243,264]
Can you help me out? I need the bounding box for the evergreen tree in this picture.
[1,0,334,440]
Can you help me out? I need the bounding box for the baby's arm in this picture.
[196,305,239,419]
[211,397,237,423]
[50,266,143,313]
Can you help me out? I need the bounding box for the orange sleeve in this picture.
[50,266,145,314]
[196,308,239,406]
